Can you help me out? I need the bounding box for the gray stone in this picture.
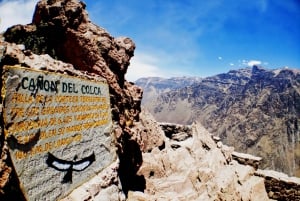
[2,66,116,201]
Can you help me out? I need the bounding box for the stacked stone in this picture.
[159,122,192,141]
[255,169,300,201]
[232,151,262,170]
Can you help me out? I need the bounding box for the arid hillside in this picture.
[138,66,300,177]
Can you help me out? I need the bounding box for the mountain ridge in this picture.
[137,66,300,177]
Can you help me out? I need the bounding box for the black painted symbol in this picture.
[46,152,95,183]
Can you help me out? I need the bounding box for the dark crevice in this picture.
[158,141,165,150]
[0,159,26,201]
[149,171,154,177]
[118,139,145,196]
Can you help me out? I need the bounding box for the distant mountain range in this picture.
[135,76,202,105]
[136,66,300,176]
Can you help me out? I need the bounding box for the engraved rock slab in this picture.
[2,66,116,201]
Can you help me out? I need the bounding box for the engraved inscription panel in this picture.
[2,66,116,201]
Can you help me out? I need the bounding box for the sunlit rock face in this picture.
[139,66,300,177]
[132,120,270,201]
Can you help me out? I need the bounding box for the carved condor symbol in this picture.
[46,152,95,183]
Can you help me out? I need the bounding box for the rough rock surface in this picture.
[1,0,143,199]
[3,0,142,125]
[131,117,270,201]
[0,38,126,201]
[255,169,300,201]
[138,67,300,177]
[0,36,270,201]
[61,161,125,201]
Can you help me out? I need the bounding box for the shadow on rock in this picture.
[118,139,145,196]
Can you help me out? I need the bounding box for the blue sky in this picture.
[0,0,299,81]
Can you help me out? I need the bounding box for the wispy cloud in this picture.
[126,53,168,81]
[238,59,264,67]
[0,0,38,32]
[1,0,298,78]
[247,60,262,67]
[126,51,193,81]
[89,0,300,76]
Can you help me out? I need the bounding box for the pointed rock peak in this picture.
[251,65,266,73]
[32,0,89,29]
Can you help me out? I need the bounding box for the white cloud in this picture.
[126,49,195,81]
[0,0,39,32]
[238,59,263,67]
[229,63,234,66]
[247,60,262,67]
[126,53,169,82]
[218,56,222,60]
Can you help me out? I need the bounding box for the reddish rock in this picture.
[1,0,142,199]
[4,0,140,126]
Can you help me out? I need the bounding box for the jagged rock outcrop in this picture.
[3,0,142,125]
[127,113,269,201]
[1,0,145,200]
[131,116,299,201]
[139,66,300,177]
